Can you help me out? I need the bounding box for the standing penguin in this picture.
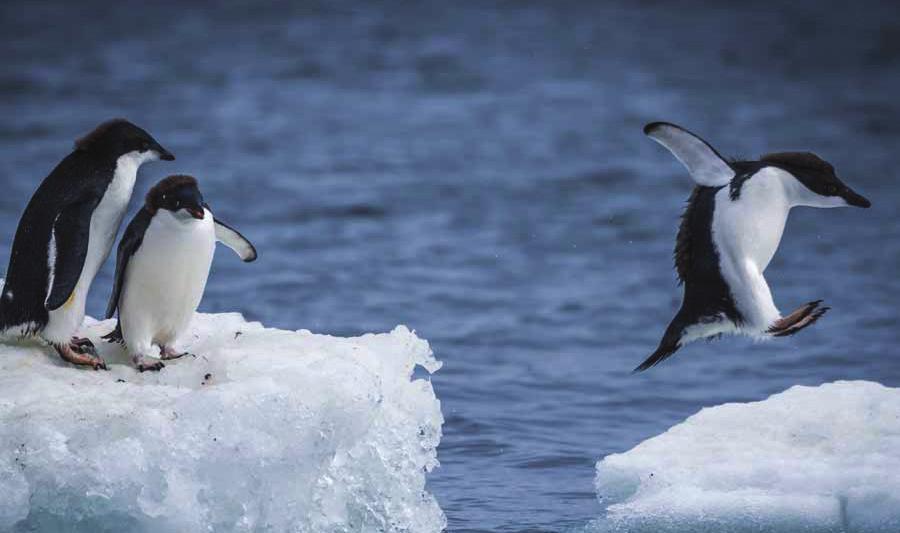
[635,122,871,372]
[104,175,256,371]
[0,119,174,369]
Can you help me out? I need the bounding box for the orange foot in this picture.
[768,300,830,337]
[56,342,107,370]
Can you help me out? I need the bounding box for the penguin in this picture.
[0,119,174,370]
[634,121,871,372]
[103,175,256,371]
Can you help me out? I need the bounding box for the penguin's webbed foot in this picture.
[56,343,107,371]
[70,337,97,355]
[134,356,165,373]
[159,346,190,360]
[768,300,830,337]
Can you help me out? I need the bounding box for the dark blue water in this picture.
[2,1,899,531]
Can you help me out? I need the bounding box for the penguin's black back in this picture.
[0,149,117,330]
[105,206,153,321]
[673,185,742,325]
[637,185,744,371]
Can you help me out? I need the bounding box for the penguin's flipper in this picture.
[106,209,152,319]
[46,197,100,311]
[213,217,257,262]
[644,122,734,187]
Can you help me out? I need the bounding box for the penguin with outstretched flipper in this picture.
[635,122,871,372]
[103,175,256,372]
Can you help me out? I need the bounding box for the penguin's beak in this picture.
[155,144,175,161]
[186,206,205,219]
[842,188,871,208]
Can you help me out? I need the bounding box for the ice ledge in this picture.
[591,380,900,533]
[0,313,445,532]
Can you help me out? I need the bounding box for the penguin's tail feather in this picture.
[101,322,125,345]
[0,271,50,337]
[633,315,685,373]
[633,338,681,373]
[0,294,7,333]
[0,280,30,336]
[0,279,9,330]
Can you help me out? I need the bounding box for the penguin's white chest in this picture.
[43,152,144,343]
[711,167,793,331]
[66,152,143,300]
[119,209,215,349]
[712,168,791,272]
[87,157,140,260]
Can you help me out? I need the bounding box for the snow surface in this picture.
[0,313,445,533]
[591,381,900,533]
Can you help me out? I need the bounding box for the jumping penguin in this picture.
[635,122,871,372]
[0,119,174,369]
[103,175,256,371]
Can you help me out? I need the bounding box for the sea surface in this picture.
[1,1,899,531]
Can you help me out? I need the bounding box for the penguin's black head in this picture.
[146,175,206,220]
[75,118,175,162]
[760,152,871,208]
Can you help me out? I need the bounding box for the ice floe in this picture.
[0,313,444,532]
[592,381,900,533]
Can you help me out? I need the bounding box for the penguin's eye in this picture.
[141,141,150,151]
[826,184,839,195]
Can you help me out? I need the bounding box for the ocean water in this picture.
[1,1,898,531]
